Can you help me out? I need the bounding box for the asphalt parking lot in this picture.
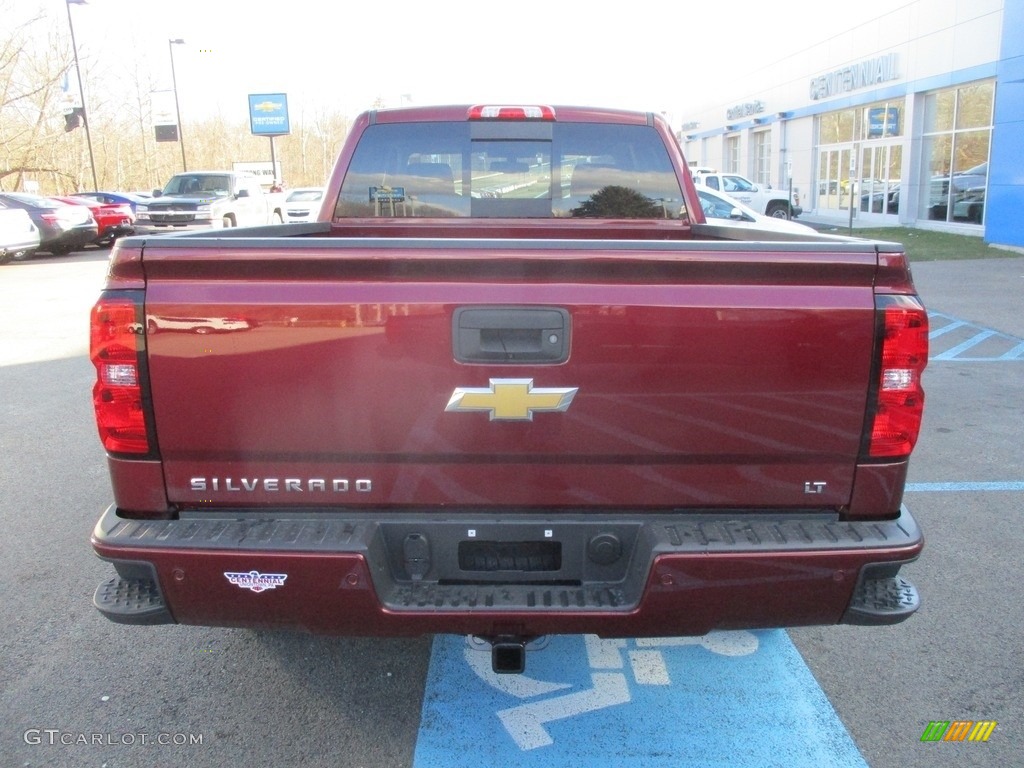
[0,248,1021,767]
[790,255,1024,768]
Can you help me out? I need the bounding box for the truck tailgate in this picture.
[140,238,879,510]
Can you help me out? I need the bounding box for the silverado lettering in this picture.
[189,478,373,492]
[90,104,927,674]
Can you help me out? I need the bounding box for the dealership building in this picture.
[678,0,1023,248]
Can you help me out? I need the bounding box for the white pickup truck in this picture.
[134,171,286,235]
[691,168,801,220]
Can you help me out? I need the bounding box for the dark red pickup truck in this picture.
[90,104,927,672]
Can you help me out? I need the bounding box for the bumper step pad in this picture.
[93,577,175,625]
[843,575,919,625]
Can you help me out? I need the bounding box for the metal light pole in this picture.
[168,38,187,171]
[65,0,98,191]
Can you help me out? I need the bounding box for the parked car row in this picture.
[0,190,140,263]
[0,193,96,259]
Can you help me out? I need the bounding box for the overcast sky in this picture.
[47,0,903,126]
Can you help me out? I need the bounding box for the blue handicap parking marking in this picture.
[928,311,1024,361]
[413,630,867,768]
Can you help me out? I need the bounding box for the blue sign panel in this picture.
[414,630,868,768]
[868,106,899,137]
[248,93,290,136]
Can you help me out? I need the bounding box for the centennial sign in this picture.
[809,53,900,100]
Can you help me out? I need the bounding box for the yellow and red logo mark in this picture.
[920,720,996,742]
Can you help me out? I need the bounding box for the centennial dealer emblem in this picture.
[224,570,288,593]
[445,378,578,421]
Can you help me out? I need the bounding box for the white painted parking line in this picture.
[414,630,867,767]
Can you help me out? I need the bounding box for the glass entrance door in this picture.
[817,146,853,213]
[859,142,902,219]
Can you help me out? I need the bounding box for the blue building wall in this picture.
[987,0,1024,247]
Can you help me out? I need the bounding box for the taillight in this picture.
[864,295,928,459]
[91,294,150,454]
[467,105,556,120]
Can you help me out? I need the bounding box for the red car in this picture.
[55,195,135,246]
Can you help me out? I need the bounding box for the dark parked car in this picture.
[0,193,98,256]
[55,195,135,246]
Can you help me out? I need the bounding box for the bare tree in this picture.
[2,2,353,195]
[0,2,75,190]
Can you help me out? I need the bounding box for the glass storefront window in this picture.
[753,131,771,185]
[955,82,994,130]
[817,99,904,216]
[924,90,956,133]
[953,130,990,174]
[859,144,902,214]
[819,110,857,143]
[862,101,904,138]
[724,135,740,173]
[919,80,993,225]
[816,148,853,211]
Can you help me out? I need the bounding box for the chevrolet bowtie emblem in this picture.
[446,378,578,421]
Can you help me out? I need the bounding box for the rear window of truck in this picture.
[334,122,686,220]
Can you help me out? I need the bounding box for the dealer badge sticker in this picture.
[224,570,288,593]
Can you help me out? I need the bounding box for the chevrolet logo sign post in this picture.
[248,93,290,136]
[446,379,578,421]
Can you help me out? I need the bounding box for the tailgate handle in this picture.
[453,307,570,364]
